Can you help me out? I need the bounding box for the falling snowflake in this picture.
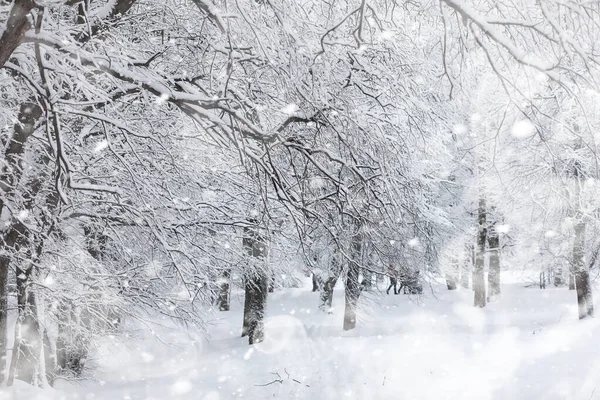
[141,352,155,363]
[243,348,254,360]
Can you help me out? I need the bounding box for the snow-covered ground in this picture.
[2,272,600,400]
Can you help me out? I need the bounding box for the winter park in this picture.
[2,0,600,399]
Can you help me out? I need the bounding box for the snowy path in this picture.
[3,275,600,400]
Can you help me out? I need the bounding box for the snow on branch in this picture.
[189,0,226,33]
[442,0,561,82]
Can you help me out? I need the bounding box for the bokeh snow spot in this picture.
[408,238,420,247]
[452,124,468,135]
[171,379,193,395]
[511,120,536,139]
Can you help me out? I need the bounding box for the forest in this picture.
[1,0,600,398]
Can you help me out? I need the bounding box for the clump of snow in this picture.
[156,93,170,105]
[280,104,298,115]
[544,230,557,238]
[511,120,536,138]
[94,140,108,152]
[497,224,510,233]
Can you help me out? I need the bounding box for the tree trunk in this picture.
[0,255,7,384]
[241,222,268,344]
[0,227,22,383]
[8,223,43,386]
[473,197,487,308]
[362,269,372,291]
[0,0,37,69]
[460,244,471,289]
[573,221,593,319]
[0,102,44,384]
[218,269,231,311]
[319,276,338,313]
[487,225,501,302]
[311,273,320,292]
[241,279,251,337]
[343,230,362,331]
[571,159,593,319]
[246,273,268,344]
[446,257,458,290]
[569,274,576,290]
[319,255,341,313]
[0,102,44,216]
[268,272,275,293]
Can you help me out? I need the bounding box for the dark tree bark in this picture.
[460,244,472,289]
[311,273,321,292]
[0,0,37,69]
[573,220,593,319]
[246,273,268,344]
[446,257,458,290]
[343,230,362,331]
[0,251,8,383]
[571,159,593,319]
[0,102,43,217]
[569,274,576,290]
[241,280,251,337]
[241,223,268,344]
[473,197,487,308]
[0,226,24,383]
[268,272,275,293]
[319,255,341,313]
[487,223,501,302]
[362,269,372,291]
[0,102,43,384]
[218,269,231,311]
[7,222,43,387]
[75,0,138,42]
[540,271,546,289]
